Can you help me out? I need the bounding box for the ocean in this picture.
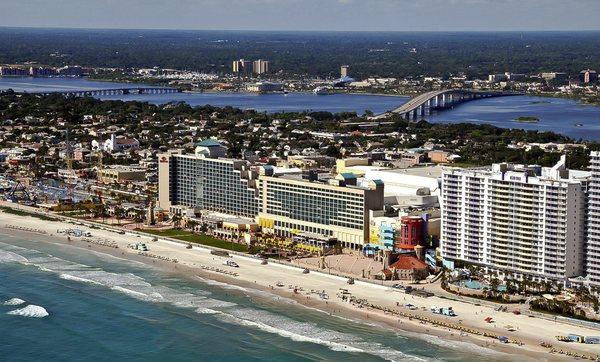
[0,235,512,361]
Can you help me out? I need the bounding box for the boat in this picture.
[222,259,239,267]
[312,86,328,95]
[575,123,584,127]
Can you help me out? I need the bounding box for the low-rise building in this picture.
[388,255,429,282]
[246,82,283,93]
[92,134,139,153]
[428,150,458,164]
[97,166,147,184]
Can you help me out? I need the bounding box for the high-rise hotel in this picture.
[586,152,600,285]
[441,156,589,282]
[157,140,261,218]
[158,141,384,248]
[257,170,384,249]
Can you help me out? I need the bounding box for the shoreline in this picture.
[0,210,597,360]
[0,225,530,360]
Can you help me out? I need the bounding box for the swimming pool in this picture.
[456,279,507,292]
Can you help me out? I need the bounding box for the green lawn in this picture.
[0,206,57,222]
[137,228,248,253]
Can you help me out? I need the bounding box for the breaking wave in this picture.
[0,250,29,264]
[3,297,26,306]
[217,308,427,361]
[0,241,429,361]
[7,305,49,318]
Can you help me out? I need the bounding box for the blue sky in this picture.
[1,0,599,31]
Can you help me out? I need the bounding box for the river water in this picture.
[0,77,598,140]
[0,235,511,362]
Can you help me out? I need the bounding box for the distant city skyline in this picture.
[1,0,599,32]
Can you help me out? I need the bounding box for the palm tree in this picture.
[114,206,124,225]
[187,220,198,232]
[490,277,500,293]
[171,214,182,229]
[133,210,144,229]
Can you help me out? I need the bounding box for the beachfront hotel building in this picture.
[441,156,589,282]
[586,152,600,285]
[158,142,385,248]
[256,170,384,249]
[157,141,260,218]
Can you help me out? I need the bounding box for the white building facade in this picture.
[441,156,588,282]
[587,152,600,285]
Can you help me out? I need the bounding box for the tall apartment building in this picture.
[441,156,588,282]
[586,152,600,285]
[580,69,598,84]
[340,65,349,77]
[157,143,260,218]
[232,59,252,75]
[257,170,384,249]
[252,59,269,75]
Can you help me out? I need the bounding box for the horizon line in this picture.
[1,25,599,34]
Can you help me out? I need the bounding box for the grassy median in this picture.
[0,206,58,222]
[137,228,248,253]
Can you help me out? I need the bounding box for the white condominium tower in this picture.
[253,59,269,75]
[441,156,588,282]
[587,151,600,285]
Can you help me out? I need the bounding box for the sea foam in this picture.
[0,250,29,264]
[217,308,425,361]
[196,276,248,292]
[59,273,104,285]
[7,305,49,318]
[3,298,26,306]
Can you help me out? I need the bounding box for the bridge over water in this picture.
[21,87,181,97]
[372,89,522,120]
